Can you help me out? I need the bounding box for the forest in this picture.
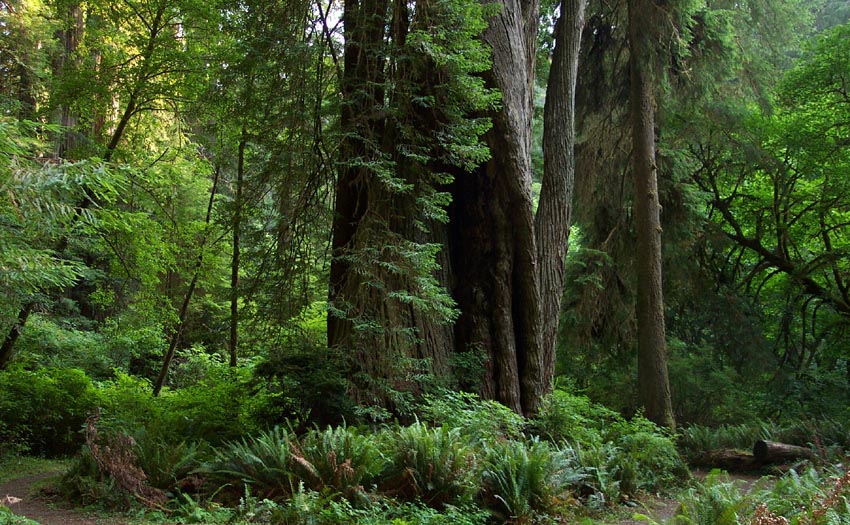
[1,0,850,523]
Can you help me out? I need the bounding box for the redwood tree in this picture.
[628,0,674,429]
[330,0,587,415]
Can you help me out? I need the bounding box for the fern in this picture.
[202,426,294,499]
[482,437,585,521]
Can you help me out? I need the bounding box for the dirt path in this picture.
[614,470,773,524]
[0,471,129,525]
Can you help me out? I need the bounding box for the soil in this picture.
[0,472,130,525]
[0,467,775,525]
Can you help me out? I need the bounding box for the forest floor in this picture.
[0,469,130,525]
[0,462,768,525]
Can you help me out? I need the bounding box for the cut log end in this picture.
[753,440,814,463]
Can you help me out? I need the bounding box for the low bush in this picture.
[382,422,478,508]
[272,489,490,525]
[0,365,99,456]
[481,437,584,522]
[613,430,688,495]
[673,465,850,525]
[420,390,525,444]
[295,425,387,500]
[201,426,295,500]
[528,389,620,447]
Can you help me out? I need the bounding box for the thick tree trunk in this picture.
[628,0,675,430]
[327,0,388,353]
[536,0,587,388]
[331,0,584,417]
[753,440,814,463]
[447,0,544,415]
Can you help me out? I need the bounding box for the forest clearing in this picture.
[2,0,850,523]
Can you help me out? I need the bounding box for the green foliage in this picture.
[673,471,749,525]
[60,445,125,508]
[0,506,41,525]
[272,489,489,525]
[0,366,99,456]
[420,390,525,444]
[131,427,202,492]
[382,422,478,508]
[202,426,295,500]
[295,425,388,499]
[0,118,119,305]
[575,441,623,507]
[13,315,114,379]
[481,438,584,521]
[160,365,253,444]
[528,389,621,446]
[613,430,688,495]
[674,465,850,525]
[251,341,356,428]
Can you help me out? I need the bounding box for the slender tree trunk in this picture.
[104,3,167,162]
[536,0,587,388]
[0,303,34,370]
[628,0,675,429]
[230,127,246,368]
[153,166,221,396]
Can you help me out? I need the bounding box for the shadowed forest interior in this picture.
[1,0,850,523]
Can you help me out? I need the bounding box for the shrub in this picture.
[131,426,203,492]
[575,440,622,507]
[613,430,688,495]
[202,426,295,500]
[251,341,356,428]
[295,425,387,500]
[14,314,114,379]
[159,365,253,444]
[0,505,41,524]
[272,488,490,525]
[481,437,585,521]
[420,390,525,444]
[0,365,99,456]
[382,422,478,508]
[673,471,749,525]
[528,389,620,447]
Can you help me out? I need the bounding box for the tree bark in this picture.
[153,166,221,396]
[230,127,246,368]
[447,0,542,415]
[628,0,675,429]
[536,0,587,390]
[331,0,586,416]
[753,440,814,463]
[0,303,34,370]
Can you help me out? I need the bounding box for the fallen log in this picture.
[690,449,760,471]
[752,440,813,464]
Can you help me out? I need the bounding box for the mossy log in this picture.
[690,449,760,471]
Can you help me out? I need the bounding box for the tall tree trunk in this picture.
[328,0,386,348]
[449,0,543,415]
[230,127,246,368]
[536,0,587,388]
[331,0,587,416]
[153,166,221,396]
[628,0,675,429]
